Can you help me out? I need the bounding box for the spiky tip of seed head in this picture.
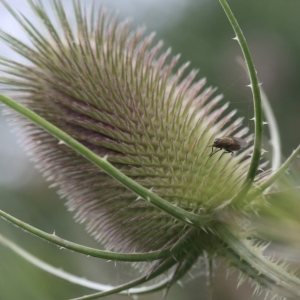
[0,1,254,254]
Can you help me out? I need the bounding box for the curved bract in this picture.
[0,0,300,299]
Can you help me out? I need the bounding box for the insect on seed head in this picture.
[209,136,248,158]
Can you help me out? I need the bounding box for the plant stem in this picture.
[219,0,263,204]
[0,207,183,261]
[0,233,170,294]
[72,258,179,300]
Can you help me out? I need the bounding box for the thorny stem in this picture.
[0,207,188,262]
[71,258,181,300]
[0,233,171,295]
[73,239,203,300]
[219,0,263,204]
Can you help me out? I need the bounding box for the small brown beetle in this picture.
[208,136,247,158]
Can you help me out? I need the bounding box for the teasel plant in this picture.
[0,0,300,299]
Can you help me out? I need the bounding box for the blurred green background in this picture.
[0,0,299,299]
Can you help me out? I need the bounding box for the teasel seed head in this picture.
[0,0,254,249]
[1,0,282,293]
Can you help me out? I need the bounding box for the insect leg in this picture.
[208,146,214,157]
[219,150,233,160]
[209,148,222,157]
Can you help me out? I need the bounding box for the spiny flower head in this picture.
[0,0,252,251]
